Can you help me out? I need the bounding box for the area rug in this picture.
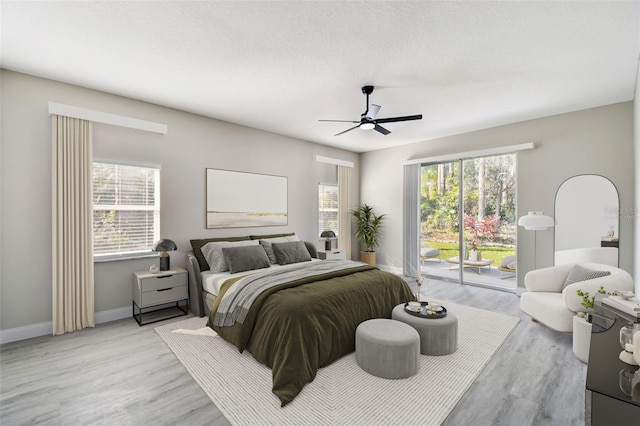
[155,302,519,426]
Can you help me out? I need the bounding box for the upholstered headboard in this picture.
[186,233,317,317]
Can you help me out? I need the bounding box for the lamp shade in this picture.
[518,211,555,231]
[320,230,336,238]
[153,239,177,252]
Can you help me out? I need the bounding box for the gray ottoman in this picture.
[392,303,458,356]
[355,319,420,379]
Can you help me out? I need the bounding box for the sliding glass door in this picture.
[420,154,517,291]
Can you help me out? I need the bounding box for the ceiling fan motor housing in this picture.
[361,85,374,95]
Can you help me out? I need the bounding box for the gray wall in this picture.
[360,102,635,290]
[0,70,360,331]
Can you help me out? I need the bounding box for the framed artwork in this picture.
[206,168,288,229]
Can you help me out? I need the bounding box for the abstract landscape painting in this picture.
[206,168,288,228]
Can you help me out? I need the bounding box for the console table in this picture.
[586,295,640,425]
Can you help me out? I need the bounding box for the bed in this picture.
[185,233,414,406]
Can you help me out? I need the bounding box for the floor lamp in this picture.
[518,211,554,269]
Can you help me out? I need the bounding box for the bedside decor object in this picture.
[149,264,159,274]
[320,230,336,251]
[153,239,177,271]
[517,211,554,269]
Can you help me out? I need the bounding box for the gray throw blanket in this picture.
[213,260,364,327]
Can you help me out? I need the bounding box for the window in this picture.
[93,162,160,258]
[318,183,338,238]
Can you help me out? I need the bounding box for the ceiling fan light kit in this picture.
[319,86,422,136]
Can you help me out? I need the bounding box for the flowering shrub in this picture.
[465,214,500,247]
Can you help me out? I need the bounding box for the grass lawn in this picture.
[425,241,515,264]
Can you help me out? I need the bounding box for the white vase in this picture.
[469,250,478,261]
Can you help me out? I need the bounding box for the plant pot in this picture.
[469,250,478,261]
[360,251,376,266]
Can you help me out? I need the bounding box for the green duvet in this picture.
[206,263,414,406]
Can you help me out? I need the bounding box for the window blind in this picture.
[93,162,160,256]
[318,183,339,238]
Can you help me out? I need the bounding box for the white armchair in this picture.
[520,262,634,332]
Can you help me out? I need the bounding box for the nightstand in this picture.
[318,250,346,260]
[132,267,188,326]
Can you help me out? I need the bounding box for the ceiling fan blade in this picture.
[375,114,423,124]
[319,119,360,123]
[366,104,381,120]
[334,124,360,136]
[374,124,391,135]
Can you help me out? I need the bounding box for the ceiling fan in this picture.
[319,86,422,136]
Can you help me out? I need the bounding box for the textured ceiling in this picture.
[1,1,639,153]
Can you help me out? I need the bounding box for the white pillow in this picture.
[201,240,259,273]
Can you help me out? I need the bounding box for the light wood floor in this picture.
[0,278,586,425]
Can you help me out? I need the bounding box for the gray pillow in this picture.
[562,264,611,291]
[221,245,271,274]
[304,241,318,258]
[259,236,300,263]
[272,241,312,265]
[201,240,259,273]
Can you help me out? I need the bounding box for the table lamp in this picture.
[153,239,177,271]
[320,230,336,251]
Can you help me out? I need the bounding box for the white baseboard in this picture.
[377,264,403,275]
[94,306,131,324]
[0,306,131,345]
[0,322,53,345]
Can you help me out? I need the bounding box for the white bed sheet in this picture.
[201,258,322,296]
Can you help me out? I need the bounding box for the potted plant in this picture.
[351,203,385,266]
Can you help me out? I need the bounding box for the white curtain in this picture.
[403,164,421,277]
[338,165,352,259]
[52,115,94,335]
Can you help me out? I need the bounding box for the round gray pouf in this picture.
[355,318,420,379]
[391,303,458,356]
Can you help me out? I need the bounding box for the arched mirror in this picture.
[554,175,619,264]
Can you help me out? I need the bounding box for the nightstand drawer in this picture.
[138,272,185,292]
[318,250,346,260]
[139,285,187,307]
